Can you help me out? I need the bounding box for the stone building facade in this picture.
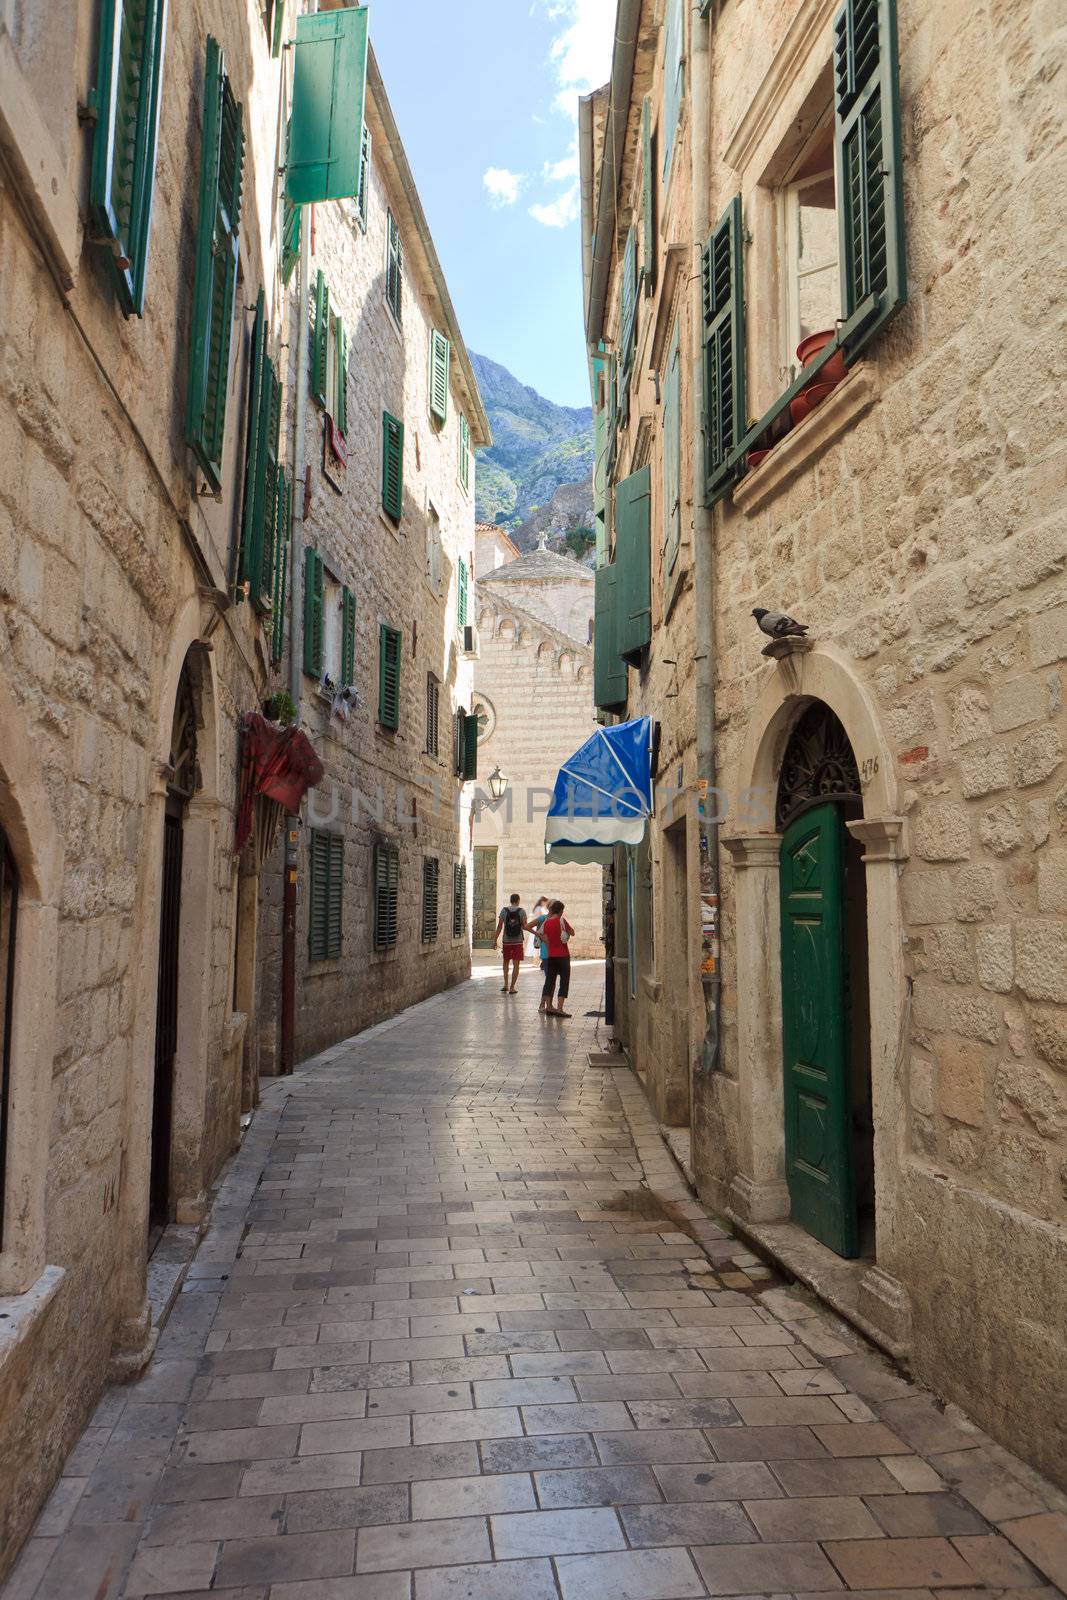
[0,0,293,1572]
[256,50,489,1068]
[472,537,603,960]
[582,0,1067,1484]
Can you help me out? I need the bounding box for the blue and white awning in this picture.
[544,717,655,865]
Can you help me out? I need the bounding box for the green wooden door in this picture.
[779,803,858,1258]
[472,847,498,948]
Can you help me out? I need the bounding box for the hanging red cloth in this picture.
[234,713,324,855]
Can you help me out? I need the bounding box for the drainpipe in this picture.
[280,0,315,1075]
[689,3,720,1073]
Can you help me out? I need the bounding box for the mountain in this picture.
[469,352,595,548]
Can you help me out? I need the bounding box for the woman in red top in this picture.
[539,900,574,1018]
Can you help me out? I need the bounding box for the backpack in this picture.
[503,906,524,940]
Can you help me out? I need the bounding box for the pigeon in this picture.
[752,607,809,639]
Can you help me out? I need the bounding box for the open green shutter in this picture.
[379,624,401,730]
[621,227,638,376]
[702,194,746,503]
[463,712,478,781]
[457,558,469,628]
[357,123,372,226]
[312,270,329,406]
[662,0,684,184]
[303,548,324,676]
[341,587,356,684]
[89,0,168,317]
[282,194,300,286]
[308,828,329,960]
[271,0,286,56]
[382,413,404,520]
[429,331,450,424]
[834,0,906,356]
[454,709,466,775]
[386,211,404,321]
[287,7,368,203]
[615,466,652,664]
[452,862,467,938]
[459,414,471,491]
[335,315,348,431]
[326,832,343,958]
[663,324,682,574]
[238,290,267,595]
[186,37,244,492]
[594,564,628,714]
[271,468,290,663]
[641,98,656,295]
[422,857,439,942]
[258,361,281,610]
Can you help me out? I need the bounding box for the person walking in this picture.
[528,895,550,967]
[493,893,528,993]
[539,900,574,1017]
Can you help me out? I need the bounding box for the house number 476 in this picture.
[860,756,879,784]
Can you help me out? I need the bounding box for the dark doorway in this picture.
[777,704,873,1260]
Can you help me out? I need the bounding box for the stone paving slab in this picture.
[3,965,1065,1598]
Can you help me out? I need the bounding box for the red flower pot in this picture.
[747,448,771,469]
[790,381,836,426]
[796,329,847,385]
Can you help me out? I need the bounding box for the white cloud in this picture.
[545,0,615,119]
[529,185,581,228]
[543,143,580,183]
[483,167,525,208]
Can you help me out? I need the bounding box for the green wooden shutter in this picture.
[381,412,404,520]
[326,831,343,959]
[621,227,638,377]
[271,468,290,664]
[462,711,478,781]
[308,828,328,961]
[452,862,467,938]
[238,290,267,596]
[426,674,440,757]
[287,7,368,203]
[374,843,399,949]
[454,708,466,775]
[186,37,245,492]
[89,0,168,317]
[303,548,324,676]
[386,211,403,321]
[834,0,906,356]
[357,123,372,226]
[593,564,628,714]
[663,323,682,575]
[282,194,300,286]
[641,97,656,296]
[429,331,450,424]
[334,315,348,431]
[615,466,652,664]
[422,857,439,943]
[702,194,746,503]
[606,354,618,479]
[662,0,684,184]
[457,557,469,628]
[378,624,401,730]
[270,0,286,57]
[311,270,329,406]
[458,413,471,492]
[341,586,356,684]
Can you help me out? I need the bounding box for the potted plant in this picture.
[263,691,296,727]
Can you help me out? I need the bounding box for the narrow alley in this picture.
[5,963,1064,1599]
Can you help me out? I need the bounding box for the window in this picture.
[373,842,399,949]
[457,557,469,629]
[382,412,404,521]
[90,0,168,317]
[781,118,839,382]
[308,829,343,961]
[429,330,450,424]
[356,123,372,228]
[663,321,681,574]
[458,414,471,493]
[378,623,402,730]
[238,291,281,613]
[186,36,245,492]
[661,0,684,186]
[426,509,443,595]
[386,209,403,322]
[426,673,440,757]
[452,861,467,939]
[0,828,18,1242]
[312,271,349,425]
[421,857,440,943]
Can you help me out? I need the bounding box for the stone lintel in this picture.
[721,833,781,870]
[847,815,908,863]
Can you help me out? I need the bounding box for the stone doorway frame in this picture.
[721,646,911,1352]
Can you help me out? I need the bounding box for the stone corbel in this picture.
[846,816,907,864]
[721,833,781,871]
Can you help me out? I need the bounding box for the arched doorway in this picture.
[776,703,873,1260]
[151,660,199,1234]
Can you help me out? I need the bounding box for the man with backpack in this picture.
[493,893,529,994]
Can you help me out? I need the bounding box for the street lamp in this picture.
[487,765,509,802]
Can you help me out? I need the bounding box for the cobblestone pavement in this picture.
[6,963,1066,1598]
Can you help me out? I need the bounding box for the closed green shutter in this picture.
[287,6,368,204]
[334,315,348,431]
[89,0,168,317]
[834,0,906,356]
[257,359,281,610]
[186,37,245,492]
[379,624,401,730]
[459,414,471,492]
[308,829,342,960]
[454,708,466,776]
[281,194,300,286]
[429,331,450,424]
[374,843,399,949]
[426,674,440,757]
[457,557,469,628]
[421,857,440,943]
[452,862,467,939]
[621,227,638,378]
[662,0,684,184]
[311,270,329,406]
[386,211,403,321]
[303,547,324,676]
[238,290,267,596]
[702,194,746,503]
[462,711,479,782]
[381,412,404,520]
[615,466,652,664]
[271,468,290,664]
[641,97,656,296]
[357,123,372,226]
[341,586,356,684]
[593,564,628,714]
[663,323,682,574]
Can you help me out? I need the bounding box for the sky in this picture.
[368,0,615,410]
